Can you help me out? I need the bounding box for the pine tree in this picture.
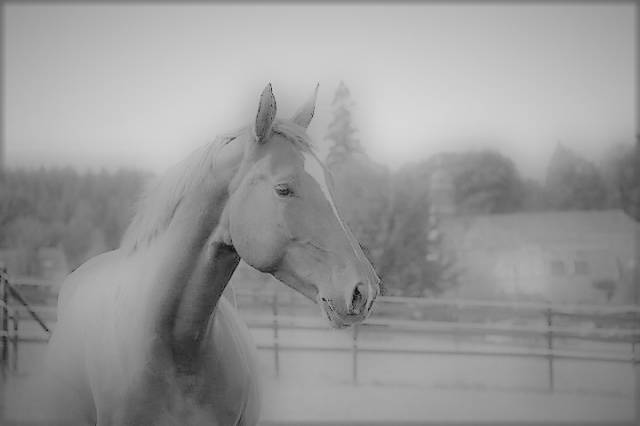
[618,135,640,221]
[325,81,364,169]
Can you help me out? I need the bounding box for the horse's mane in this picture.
[120,120,314,253]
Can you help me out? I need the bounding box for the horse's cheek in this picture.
[230,188,284,271]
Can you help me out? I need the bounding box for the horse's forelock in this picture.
[271,119,315,153]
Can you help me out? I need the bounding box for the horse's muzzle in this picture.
[319,293,376,329]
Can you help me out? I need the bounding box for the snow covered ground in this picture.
[259,377,634,424]
[252,326,636,424]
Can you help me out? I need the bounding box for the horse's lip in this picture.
[319,297,368,328]
[319,297,343,327]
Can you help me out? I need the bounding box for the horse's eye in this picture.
[274,184,294,197]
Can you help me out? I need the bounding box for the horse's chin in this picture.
[326,315,350,329]
[318,298,367,329]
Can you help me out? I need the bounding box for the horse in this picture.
[44,84,381,425]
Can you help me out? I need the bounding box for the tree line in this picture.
[0,167,150,272]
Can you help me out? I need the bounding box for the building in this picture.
[439,210,638,304]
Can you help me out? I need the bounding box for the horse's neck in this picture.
[170,239,239,371]
[144,142,244,373]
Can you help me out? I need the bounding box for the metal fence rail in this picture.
[233,288,640,417]
[244,313,640,382]
[377,294,640,315]
[245,313,640,342]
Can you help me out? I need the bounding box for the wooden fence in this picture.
[0,268,51,363]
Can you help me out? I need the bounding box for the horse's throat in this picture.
[170,242,240,373]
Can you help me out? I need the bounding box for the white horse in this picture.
[45,84,380,425]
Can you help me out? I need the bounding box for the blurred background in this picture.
[0,3,638,425]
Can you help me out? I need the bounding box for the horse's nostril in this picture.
[352,286,362,304]
[350,283,368,314]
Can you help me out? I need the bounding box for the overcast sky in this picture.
[3,3,636,179]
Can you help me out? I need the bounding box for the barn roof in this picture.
[440,209,638,252]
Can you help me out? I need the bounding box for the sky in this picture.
[2,3,637,179]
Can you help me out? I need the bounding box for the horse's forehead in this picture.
[263,136,305,167]
[301,152,331,201]
[262,140,333,203]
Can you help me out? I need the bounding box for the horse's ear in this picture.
[255,83,277,144]
[291,83,319,129]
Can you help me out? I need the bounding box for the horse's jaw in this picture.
[270,268,376,329]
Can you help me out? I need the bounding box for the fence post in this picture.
[11,309,18,372]
[634,215,640,425]
[272,292,279,378]
[546,307,554,392]
[11,311,17,344]
[1,267,8,363]
[352,324,359,385]
[635,338,640,425]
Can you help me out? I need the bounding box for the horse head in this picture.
[216,84,380,328]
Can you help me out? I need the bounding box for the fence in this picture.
[0,267,51,364]
[234,289,640,420]
[1,275,640,419]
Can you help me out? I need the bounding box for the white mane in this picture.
[120,133,239,252]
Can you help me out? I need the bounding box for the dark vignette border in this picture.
[0,1,637,424]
